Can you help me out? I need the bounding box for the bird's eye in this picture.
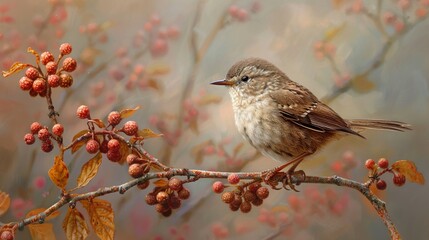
[241,75,250,82]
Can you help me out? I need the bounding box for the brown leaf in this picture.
[27,47,40,64]
[147,78,163,92]
[28,223,56,240]
[146,63,170,75]
[331,0,345,9]
[0,191,10,216]
[81,199,114,240]
[351,75,375,93]
[197,94,222,106]
[48,155,69,191]
[138,128,163,139]
[80,47,101,66]
[77,152,102,188]
[189,118,199,134]
[391,160,425,184]
[119,106,140,119]
[72,130,89,154]
[118,140,130,165]
[91,119,105,128]
[26,208,60,221]
[62,208,89,240]
[2,62,32,77]
[153,179,168,188]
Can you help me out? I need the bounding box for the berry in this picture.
[128,163,144,178]
[212,181,225,194]
[30,122,43,134]
[243,191,256,202]
[376,179,387,190]
[29,89,38,97]
[156,191,169,204]
[168,195,181,209]
[155,203,170,213]
[107,139,120,151]
[107,150,121,162]
[123,121,138,136]
[168,178,183,191]
[59,43,72,55]
[365,159,376,170]
[230,196,242,208]
[177,188,190,200]
[150,38,168,57]
[0,230,14,240]
[85,139,100,154]
[48,75,60,88]
[45,61,58,75]
[19,77,33,91]
[24,133,35,145]
[229,202,240,212]
[76,105,90,119]
[126,154,139,165]
[248,182,261,193]
[59,73,73,88]
[99,139,108,153]
[221,191,235,204]
[378,158,389,169]
[240,201,252,213]
[227,173,240,184]
[256,187,269,200]
[32,79,46,93]
[251,198,263,206]
[393,173,406,186]
[62,57,77,72]
[25,67,39,80]
[41,140,54,152]
[37,128,50,141]
[137,181,150,190]
[40,51,54,65]
[107,111,121,126]
[161,208,172,217]
[52,123,64,136]
[145,193,157,205]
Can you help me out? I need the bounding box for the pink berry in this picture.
[150,38,168,57]
[123,121,138,136]
[48,75,60,88]
[107,139,120,151]
[227,173,240,184]
[212,181,225,194]
[107,111,121,126]
[32,79,46,93]
[41,140,54,152]
[24,133,35,145]
[0,230,14,240]
[19,77,33,91]
[25,67,39,80]
[76,105,90,119]
[52,123,64,136]
[45,61,58,75]
[86,139,100,154]
[59,43,72,55]
[40,51,54,65]
[30,122,43,134]
[37,128,50,141]
[62,57,77,72]
[378,158,389,169]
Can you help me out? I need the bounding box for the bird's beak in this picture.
[210,79,234,86]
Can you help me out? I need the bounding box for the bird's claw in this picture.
[262,169,306,191]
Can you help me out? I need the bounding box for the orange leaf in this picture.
[153,179,168,188]
[91,119,105,128]
[77,152,102,188]
[27,47,40,64]
[391,160,425,184]
[0,191,10,216]
[26,208,60,221]
[62,208,89,240]
[72,130,89,154]
[138,128,163,139]
[147,78,163,92]
[119,106,140,119]
[2,62,31,77]
[48,155,69,191]
[197,94,222,106]
[81,199,114,240]
[351,75,375,93]
[118,140,130,165]
[331,0,345,9]
[28,223,56,240]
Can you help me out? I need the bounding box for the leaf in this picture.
[62,208,89,240]
[48,155,69,191]
[146,63,170,75]
[351,75,375,93]
[77,153,102,188]
[0,191,10,216]
[153,179,168,187]
[26,208,60,221]
[323,24,345,42]
[28,223,56,240]
[147,78,163,92]
[2,62,31,77]
[72,130,89,154]
[197,94,222,106]
[189,118,199,134]
[27,47,40,64]
[81,199,114,240]
[118,140,130,165]
[91,119,105,128]
[391,160,425,184]
[331,0,345,9]
[119,106,140,119]
[138,128,163,139]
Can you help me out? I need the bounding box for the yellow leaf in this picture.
[62,208,89,240]
[197,94,222,106]
[91,119,105,128]
[72,130,89,154]
[28,223,56,240]
[138,128,163,139]
[26,208,60,221]
[324,24,345,42]
[351,75,375,93]
[77,153,102,188]
[147,78,163,92]
[2,62,32,77]
[146,63,170,75]
[153,179,168,188]
[48,155,69,191]
[118,141,130,165]
[119,106,140,119]
[391,160,425,184]
[81,199,114,240]
[0,191,10,216]
[27,47,40,64]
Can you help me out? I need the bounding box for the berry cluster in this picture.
[145,178,190,217]
[23,122,64,152]
[228,1,261,22]
[18,43,76,98]
[365,158,406,190]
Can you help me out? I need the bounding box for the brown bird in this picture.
[211,58,410,190]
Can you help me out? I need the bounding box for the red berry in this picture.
[40,51,54,65]
[128,164,144,178]
[126,153,139,165]
[229,202,240,211]
[161,208,173,217]
[393,173,406,186]
[52,123,64,136]
[365,159,376,170]
[59,43,72,55]
[243,191,256,202]
[150,38,168,57]
[177,188,190,200]
[24,133,35,145]
[45,61,58,75]
[227,173,240,184]
[168,178,183,191]
[59,73,73,88]
[48,75,60,88]
[30,122,43,134]
[107,139,120,151]
[155,203,170,213]
[221,191,235,204]
[123,121,138,136]
[156,191,169,203]
[240,201,252,213]
[107,150,121,162]
[248,182,261,193]
[29,89,38,97]
[145,193,157,205]
[107,111,121,126]
[212,181,225,194]
[62,57,77,72]
[376,179,387,190]
[76,105,90,119]
[0,230,14,240]
[25,67,39,80]
[251,198,263,206]
[85,139,100,154]
[99,139,109,153]
[256,187,269,200]
[41,140,54,152]
[32,78,46,93]
[19,77,33,91]
[168,195,181,209]
[37,128,50,141]
[378,158,389,169]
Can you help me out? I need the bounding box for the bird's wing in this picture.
[269,86,363,137]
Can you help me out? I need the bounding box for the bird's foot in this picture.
[261,169,306,192]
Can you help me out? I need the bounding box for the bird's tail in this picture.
[348,119,412,132]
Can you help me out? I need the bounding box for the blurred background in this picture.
[0,0,428,239]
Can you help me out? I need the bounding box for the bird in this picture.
[211,57,411,190]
